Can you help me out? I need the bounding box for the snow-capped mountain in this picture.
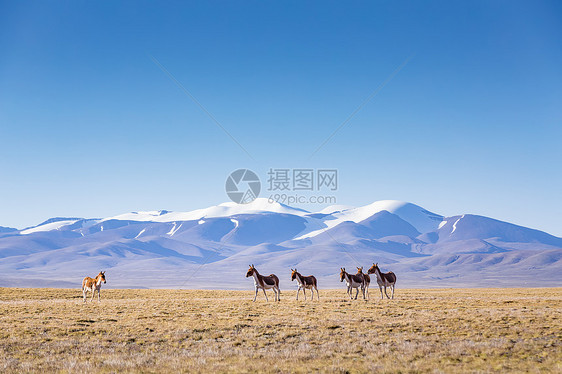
[0,199,560,289]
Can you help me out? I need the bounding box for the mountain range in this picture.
[0,199,560,289]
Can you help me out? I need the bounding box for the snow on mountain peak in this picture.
[317,205,354,215]
[346,200,443,233]
[12,199,445,238]
[20,219,81,235]
[296,200,443,239]
[101,198,310,224]
[20,218,101,235]
[214,198,310,216]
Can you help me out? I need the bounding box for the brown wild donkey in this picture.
[368,263,396,299]
[339,267,366,300]
[246,265,280,302]
[82,271,106,302]
[356,267,370,300]
[291,269,319,300]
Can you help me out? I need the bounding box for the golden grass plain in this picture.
[0,287,560,373]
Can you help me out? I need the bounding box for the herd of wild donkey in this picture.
[81,263,397,303]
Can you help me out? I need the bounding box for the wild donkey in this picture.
[82,271,106,302]
[368,263,396,299]
[246,265,280,302]
[291,269,319,300]
[356,267,370,300]
[339,267,366,300]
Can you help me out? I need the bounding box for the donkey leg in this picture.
[262,288,269,302]
[253,287,258,302]
[98,289,101,302]
[384,286,391,299]
[83,289,87,303]
[391,284,395,299]
[316,287,320,300]
[276,287,281,302]
[379,285,384,299]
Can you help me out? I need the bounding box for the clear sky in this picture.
[1,1,561,236]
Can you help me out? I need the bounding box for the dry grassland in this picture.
[0,287,560,373]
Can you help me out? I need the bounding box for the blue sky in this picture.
[1,1,561,235]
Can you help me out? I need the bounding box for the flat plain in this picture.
[0,287,560,373]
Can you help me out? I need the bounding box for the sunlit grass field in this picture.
[0,287,560,373]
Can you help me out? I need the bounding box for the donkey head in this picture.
[246,264,255,277]
[291,268,298,281]
[98,271,107,284]
[367,263,379,274]
[339,267,346,282]
[356,267,363,274]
